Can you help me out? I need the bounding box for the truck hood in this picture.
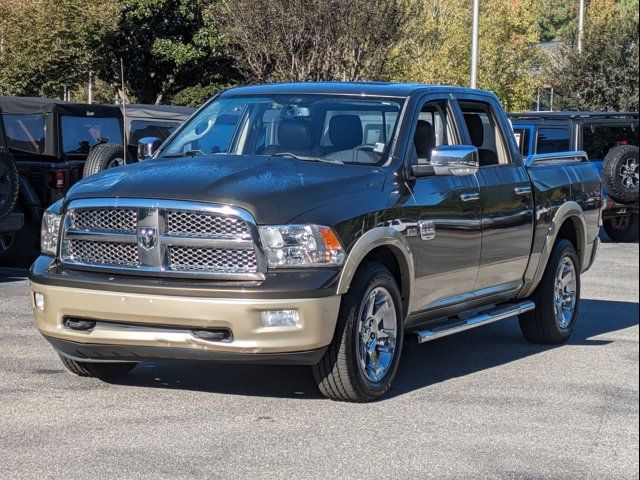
[66,155,385,224]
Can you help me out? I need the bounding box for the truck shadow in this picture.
[111,298,638,400]
[0,268,29,283]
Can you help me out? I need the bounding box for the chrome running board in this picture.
[416,301,535,344]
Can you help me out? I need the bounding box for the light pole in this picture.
[577,0,585,53]
[470,0,480,88]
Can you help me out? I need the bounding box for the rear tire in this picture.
[0,147,19,221]
[519,239,581,344]
[83,143,126,178]
[312,262,404,402]
[603,214,639,242]
[59,354,137,379]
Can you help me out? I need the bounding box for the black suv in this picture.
[0,96,124,265]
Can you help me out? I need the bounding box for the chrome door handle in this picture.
[514,185,532,195]
[460,192,480,202]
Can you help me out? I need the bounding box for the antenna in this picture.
[120,58,127,165]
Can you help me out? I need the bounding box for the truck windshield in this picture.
[160,94,404,166]
[61,116,122,155]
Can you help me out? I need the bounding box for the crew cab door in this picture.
[455,96,534,294]
[406,96,482,314]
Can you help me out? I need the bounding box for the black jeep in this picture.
[82,103,195,177]
[0,96,124,265]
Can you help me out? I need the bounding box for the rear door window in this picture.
[129,120,180,146]
[582,124,639,160]
[3,114,46,154]
[61,116,122,155]
[536,127,571,154]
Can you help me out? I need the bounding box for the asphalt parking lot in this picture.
[0,237,637,480]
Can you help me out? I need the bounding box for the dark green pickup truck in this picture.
[30,83,601,401]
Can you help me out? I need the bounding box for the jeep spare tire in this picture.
[0,146,19,221]
[83,143,126,178]
[601,145,639,204]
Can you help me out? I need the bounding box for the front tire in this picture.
[519,239,581,344]
[603,214,639,242]
[59,354,137,379]
[312,262,404,402]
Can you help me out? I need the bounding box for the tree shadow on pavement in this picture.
[110,298,638,400]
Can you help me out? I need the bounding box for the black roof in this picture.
[123,104,195,122]
[221,82,487,98]
[0,96,122,117]
[510,111,639,121]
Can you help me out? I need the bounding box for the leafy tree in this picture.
[96,0,235,105]
[536,0,577,42]
[549,0,639,111]
[386,0,540,111]
[210,0,413,83]
[0,0,119,98]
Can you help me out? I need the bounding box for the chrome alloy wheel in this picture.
[554,256,577,329]
[107,157,125,169]
[358,287,398,383]
[620,157,639,190]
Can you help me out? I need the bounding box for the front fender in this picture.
[337,227,415,318]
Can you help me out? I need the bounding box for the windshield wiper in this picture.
[162,149,203,158]
[270,152,341,164]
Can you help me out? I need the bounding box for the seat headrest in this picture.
[414,120,435,161]
[329,115,363,150]
[278,118,312,151]
[463,113,485,148]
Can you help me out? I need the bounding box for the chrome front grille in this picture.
[59,199,266,280]
[168,247,258,272]
[73,208,137,233]
[166,211,251,238]
[63,240,140,267]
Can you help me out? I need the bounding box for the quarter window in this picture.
[412,102,453,164]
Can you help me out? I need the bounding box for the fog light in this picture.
[34,293,45,311]
[260,310,300,327]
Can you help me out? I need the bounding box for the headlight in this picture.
[41,204,63,257]
[259,225,345,268]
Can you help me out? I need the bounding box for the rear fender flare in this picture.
[519,201,588,298]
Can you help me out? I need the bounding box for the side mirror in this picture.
[137,137,162,160]
[431,145,479,176]
[410,145,479,178]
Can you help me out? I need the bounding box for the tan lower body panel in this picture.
[31,282,341,355]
